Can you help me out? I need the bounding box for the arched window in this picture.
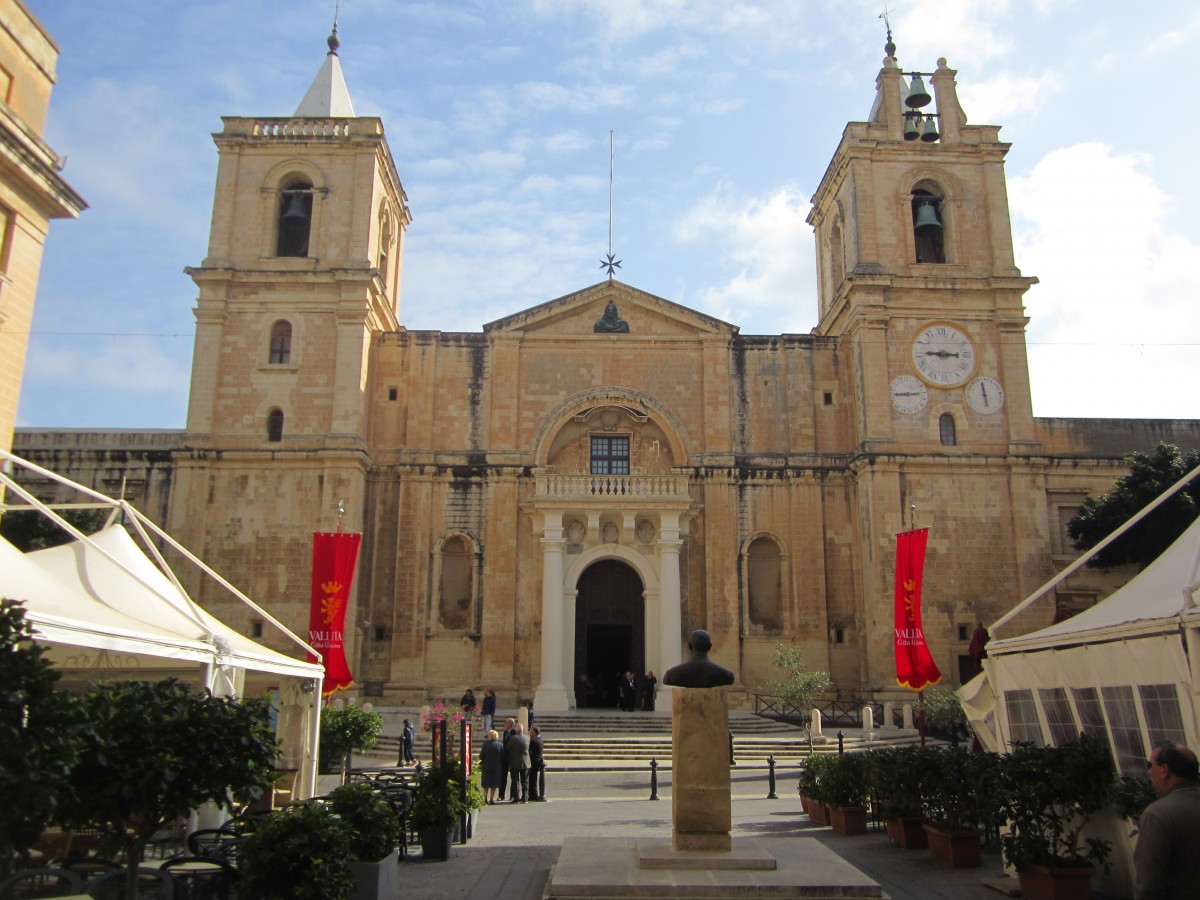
[912,187,945,264]
[378,212,391,279]
[747,537,782,632]
[438,536,473,630]
[268,320,292,364]
[266,409,284,443]
[939,413,957,446]
[276,180,313,257]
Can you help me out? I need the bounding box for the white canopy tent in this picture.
[0,449,326,798]
[962,479,1200,769]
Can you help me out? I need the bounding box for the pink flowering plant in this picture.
[421,700,464,733]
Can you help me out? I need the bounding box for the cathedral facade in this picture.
[14,40,1200,710]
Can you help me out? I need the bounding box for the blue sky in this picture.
[16,0,1200,428]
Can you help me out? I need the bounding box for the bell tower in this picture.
[184,27,410,445]
[808,34,1038,455]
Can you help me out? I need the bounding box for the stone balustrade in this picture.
[221,117,384,139]
[534,473,691,501]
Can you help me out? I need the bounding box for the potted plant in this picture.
[320,704,384,781]
[238,803,355,900]
[997,737,1113,900]
[920,686,969,746]
[798,754,834,825]
[866,744,932,849]
[409,757,472,860]
[822,752,870,835]
[922,745,1000,867]
[327,783,403,900]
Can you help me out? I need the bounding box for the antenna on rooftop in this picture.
[600,129,622,279]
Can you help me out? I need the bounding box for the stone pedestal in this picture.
[671,688,731,852]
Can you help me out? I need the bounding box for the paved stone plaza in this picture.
[390,770,1019,899]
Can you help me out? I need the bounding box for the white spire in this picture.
[294,29,356,118]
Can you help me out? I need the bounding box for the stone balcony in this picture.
[533,473,692,509]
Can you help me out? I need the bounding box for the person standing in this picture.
[478,729,505,805]
[481,687,497,733]
[642,670,658,711]
[498,716,516,801]
[528,725,546,801]
[505,722,531,803]
[399,718,416,766]
[1135,742,1200,899]
[620,671,636,712]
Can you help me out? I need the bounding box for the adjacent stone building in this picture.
[0,0,84,450]
[15,35,1200,709]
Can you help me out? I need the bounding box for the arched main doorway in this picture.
[574,559,644,708]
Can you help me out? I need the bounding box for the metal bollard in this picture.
[767,755,778,799]
[649,757,660,801]
[837,730,845,754]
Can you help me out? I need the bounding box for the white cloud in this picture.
[892,0,1014,66]
[1011,143,1200,417]
[958,70,1062,123]
[673,183,816,332]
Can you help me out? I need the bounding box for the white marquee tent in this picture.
[0,449,326,798]
[962,509,1200,771]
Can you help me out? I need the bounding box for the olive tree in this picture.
[762,642,832,752]
[61,679,278,900]
[0,600,85,874]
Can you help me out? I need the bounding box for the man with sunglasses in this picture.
[1135,742,1200,898]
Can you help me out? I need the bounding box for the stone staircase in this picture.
[362,709,926,771]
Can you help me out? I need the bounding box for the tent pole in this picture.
[990,461,1200,638]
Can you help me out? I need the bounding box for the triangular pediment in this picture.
[482,280,738,337]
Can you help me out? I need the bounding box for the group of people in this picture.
[477,717,546,804]
[617,669,657,711]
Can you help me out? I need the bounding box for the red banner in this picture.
[308,531,361,695]
[894,527,941,691]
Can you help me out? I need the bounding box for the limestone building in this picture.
[14,34,1200,710]
[0,0,84,451]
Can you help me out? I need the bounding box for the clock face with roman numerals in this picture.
[911,322,975,387]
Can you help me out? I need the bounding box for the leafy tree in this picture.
[0,600,86,874]
[761,642,832,753]
[60,679,278,900]
[1068,443,1200,570]
[319,703,383,781]
[919,686,969,745]
[0,508,110,551]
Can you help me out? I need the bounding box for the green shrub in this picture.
[327,782,402,862]
[238,803,354,900]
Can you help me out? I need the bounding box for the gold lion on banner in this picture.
[320,580,344,625]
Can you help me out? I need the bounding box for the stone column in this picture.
[672,688,731,852]
[658,514,684,686]
[535,513,570,711]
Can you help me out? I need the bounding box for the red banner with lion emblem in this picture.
[894,527,941,691]
[308,531,361,694]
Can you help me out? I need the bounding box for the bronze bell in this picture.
[905,74,932,108]
[920,115,940,143]
[913,201,942,232]
[904,114,920,141]
[281,192,309,222]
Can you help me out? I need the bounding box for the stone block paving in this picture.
[394,771,1021,899]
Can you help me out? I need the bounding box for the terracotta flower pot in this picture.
[923,824,981,868]
[1016,864,1094,900]
[886,816,928,849]
[807,801,829,825]
[829,805,868,835]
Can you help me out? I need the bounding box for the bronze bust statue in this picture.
[663,629,734,688]
[594,300,629,333]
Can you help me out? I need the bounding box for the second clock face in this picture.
[967,376,1004,414]
[890,375,928,414]
[911,322,975,387]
